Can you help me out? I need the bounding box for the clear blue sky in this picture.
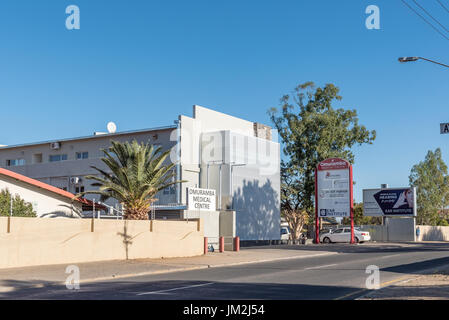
[1,0,449,202]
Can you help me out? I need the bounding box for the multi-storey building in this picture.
[0,105,281,241]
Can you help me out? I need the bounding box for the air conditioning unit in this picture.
[50,142,61,150]
[70,177,81,185]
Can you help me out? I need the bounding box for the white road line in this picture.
[304,263,338,270]
[136,282,214,296]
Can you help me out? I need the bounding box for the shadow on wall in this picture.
[39,204,82,219]
[421,227,447,241]
[232,179,279,241]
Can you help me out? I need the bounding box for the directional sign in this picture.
[441,123,449,134]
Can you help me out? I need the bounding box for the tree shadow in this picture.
[39,204,82,218]
[241,242,449,256]
[117,220,133,260]
[421,227,447,241]
[381,256,449,276]
[232,179,280,241]
[362,282,449,300]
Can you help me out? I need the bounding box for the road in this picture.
[2,242,449,300]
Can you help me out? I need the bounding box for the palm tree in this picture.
[78,140,184,220]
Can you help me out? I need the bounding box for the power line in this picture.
[412,0,449,33]
[436,0,449,15]
[400,0,449,41]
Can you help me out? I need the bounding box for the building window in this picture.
[76,152,88,160]
[75,186,85,193]
[33,153,43,164]
[163,172,176,195]
[49,154,68,162]
[6,159,26,166]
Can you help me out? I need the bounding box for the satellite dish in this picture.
[107,122,117,134]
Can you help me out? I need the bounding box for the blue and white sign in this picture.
[363,187,417,217]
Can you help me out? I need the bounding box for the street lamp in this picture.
[398,56,449,68]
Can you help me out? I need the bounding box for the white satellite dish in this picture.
[107,122,117,134]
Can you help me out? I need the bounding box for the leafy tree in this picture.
[409,148,449,226]
[342,202,381,225]
[0,189,37,217]
[78,140,185,220]
[269,82,376,230]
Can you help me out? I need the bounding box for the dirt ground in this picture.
[360,268,449,300]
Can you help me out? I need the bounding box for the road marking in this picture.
[136,282,214,296]
[304,264,338,270]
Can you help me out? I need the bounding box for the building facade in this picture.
[0,106,281,241]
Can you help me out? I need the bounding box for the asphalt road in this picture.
[3,242,449,300]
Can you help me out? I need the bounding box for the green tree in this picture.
[0,189,37,217]
[409,148,449,226]
[269,82,376,224]
[342,202,381,225]
[78,140,185,220]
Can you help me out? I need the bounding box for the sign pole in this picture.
[350,165,355,244]
[315,167,320,244]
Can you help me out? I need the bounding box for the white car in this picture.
[281,226,291,243]
[320,227,371,244]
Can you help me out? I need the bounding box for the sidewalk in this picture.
[359,264,449,300]
[0,246,337,288]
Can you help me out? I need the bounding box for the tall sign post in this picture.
[315,158,354,244]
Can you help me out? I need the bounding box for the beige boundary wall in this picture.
[0,217,204,269]
[416,225,449,242]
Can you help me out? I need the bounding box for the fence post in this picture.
[204,237,208,255]
[234,236,240,252]
[219,237,224,253]
[91,199,95,232]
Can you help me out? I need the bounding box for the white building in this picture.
[0,168,85,218]
[0,106,281,242]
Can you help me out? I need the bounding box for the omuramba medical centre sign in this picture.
[187,187,216,211]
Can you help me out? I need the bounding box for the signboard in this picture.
[363,187,417,217]
[187,187,216,212]
[441,123,449,134]
[316,158,352,218]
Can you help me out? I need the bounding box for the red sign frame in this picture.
[315,158,354,244]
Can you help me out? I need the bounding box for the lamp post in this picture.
[398,56,449,68]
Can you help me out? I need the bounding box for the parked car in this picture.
[281,226,291,243]
[320,227,371,244]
